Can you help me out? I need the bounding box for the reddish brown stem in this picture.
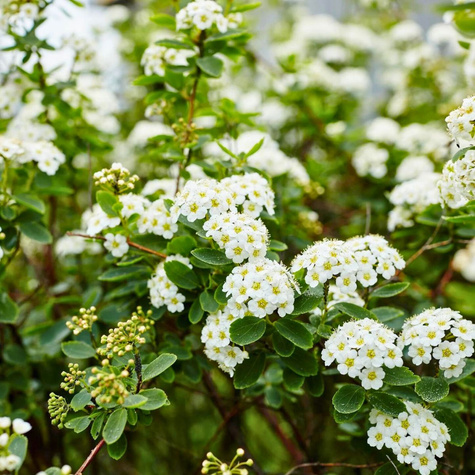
[74,438,105,475]
[66,232,167,259]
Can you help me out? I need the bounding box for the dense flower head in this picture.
[104,233,129,258]
[0,0,41,32]
[172,173,275,222]
[0,135,65,176]
[203,212,269,263]
[398,307,475,378]
[366,117,401,144]
[396,123,449,161]
[201,449,253,475]
[141,45,195,76]
[201,306,248,376]
[223,258,298,318]
[322,318,403,389]
[445,95,475,144]
[396,156,434,182]
[368,402,450,475]
[66,307,98,335]
[352,143,389,178]
[148,255,191,313]
[291,235,405,292]
[438,151,475,209]
[93,162,139,194]
[388,173,441,231]
[136,197,178,239]
[176,0,242,33]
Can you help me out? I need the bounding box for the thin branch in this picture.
[284,461,384,475]
[74,438,105,475]
[66,232,167,259]
[365,202,371,235]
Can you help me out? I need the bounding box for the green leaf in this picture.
[434,407,468,446]
[291,292,322,315]
[0,291,19,324]
[269,239,288,251]
[199,290,220,313]
[214,283,229,305]
[196,56,224,78]
[234,352,266,389]
[451,145,475,161]
[155,39,194,50]
[272,332,294,357]
[138,389,169,411]
[133,74,164,86]
[415,377,450,403]
[191,248,233,265]
[122,394,148,409]
[98,266,149,282]
[332,384,365,414]
[281,348,318,377]
[333,302,377,320]
[8,434,28,467]
[244,138,264,158]
[383,367,420,386]
[71,389,92,411]
[103,408,127,445]
[307,374,324,397]
[372,307,404,323]
[164,260,200,289]
[96,190,119,217]
[3,344,27,365]
[230,317,266,345]
[166,235,197,256]
[107,433,127,460]
[143,353,177,382]
[274,318,313,349]
[205,28,248,42]
[283,368,305,391]
[231,2,261,12]
[444,214,475,224]
[371,282,410,299]
[368,392,406,417]
[90,412,105,440]
[65,416,91,433]
[13,193,45,214]
[61,341,96,359]
[189,298,204,324]
[19,221,52,243]
[150,13,176,29]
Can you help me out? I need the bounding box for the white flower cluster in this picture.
[0,83,22,120]
[62,34,96,71]
[104,234,129,258]
[396,124,449,162]
[84,204,121,236]
[438,151,475,209]
[366,117,401,145]
[136,198,178,240]
[0,417,32,472]
[223,258,298,318]
[445,96,475,145]
[172,173,275,222]
[148,255,191,313]
[352,143,389,179]
[453,238,475,282]
[291,235,405,293]
[141,45,195,76]
[201,306,248,376]
[322,319,403,389]
[387,173,441,231]
[367,403,450,475]
[0,0,40,32]
[203,212,269,263]
[55,233,102,257]
[398,308,475,378]
[0,136,65,176]
[395,156,434,182]
[176,0,241,33]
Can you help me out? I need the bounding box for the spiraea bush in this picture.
[1,0,475,474]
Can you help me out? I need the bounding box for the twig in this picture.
[386,455,401,474]
[66,232,167,259]
[365,202,371,235]
[284,461,383,475]
[74,438,105,475]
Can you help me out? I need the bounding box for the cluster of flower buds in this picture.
[172,118,199,148]
[66,306,98,335]
[89,366,131,405]
[48,393,69,429]
[93,162,139,194]
[201,449,253,475]
[60,363,86,394]
[97,307,152,358]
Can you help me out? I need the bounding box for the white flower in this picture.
[352,143,389,179]
[104,234,129,258]
[12,418,32,434]
[61,465,72,475]
[0,433,9,447]
[0,417,11,429]
[4,454,21,471]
